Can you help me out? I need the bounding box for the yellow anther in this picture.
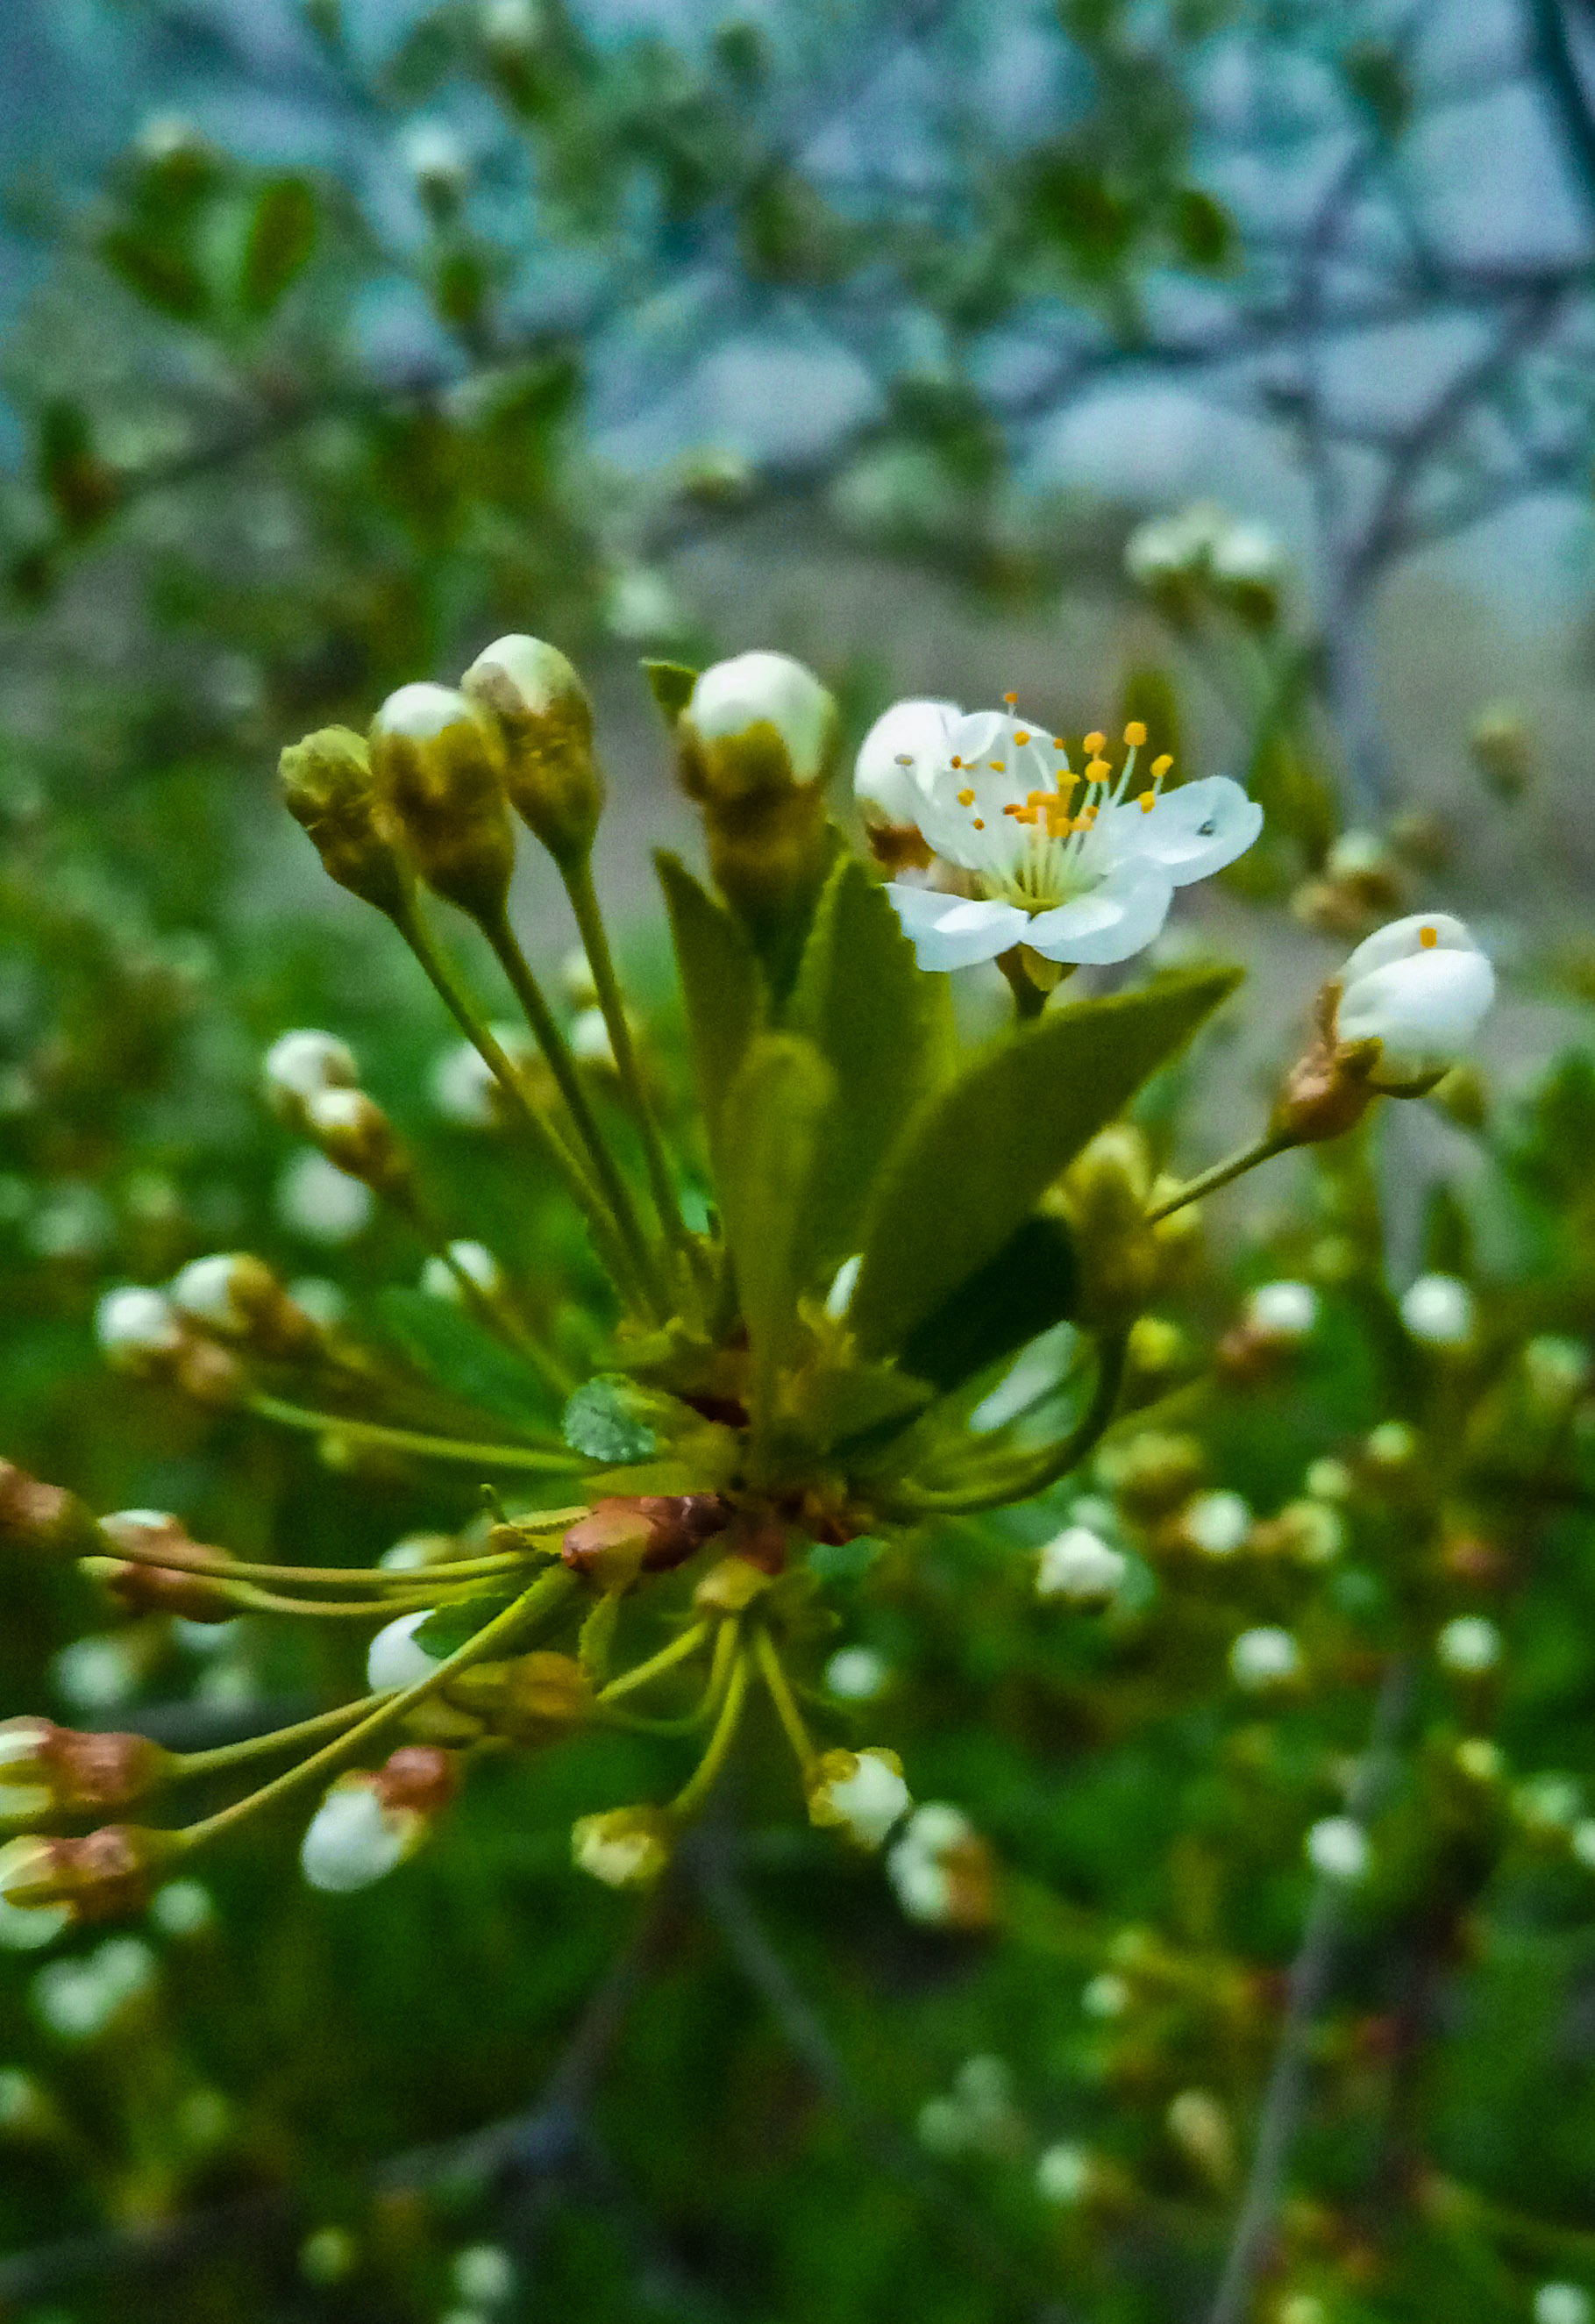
[1014,729,1031,745]
[894,752,914,766]
[1084,731,1106,755]
[972,817,986,831]
[951,756,963,769]
[1123,721,1147,747]
[958,787,975,806]
[1026,788,1052,808]
[1419,923,1439,948]
[1085,758,1110,782]
[989,760,1006,771]
[1081,805,1098,825]
[1003,690,1018,705]
[1151,753,1173,778]
[1139,791,1157,812]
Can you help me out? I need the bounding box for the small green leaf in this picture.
[561,1375,659,1465]
[377,1287,555,1429]
[239,175,318,317]
[787,856,952,1269]
[806,1535,886,1586]
[657,850,764,1186]
[849,966,1242,1362]
[99,228,210,320]
[414,1592,516,1659]
[1170,186,1235,274]
[37,402,118,538]
[717,1034,837,1419]
[642,660,699,724]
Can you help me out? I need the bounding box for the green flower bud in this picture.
[677,651,837,805]
[461,634,603,867]
[279,727,412,921]
[368,683,516,924]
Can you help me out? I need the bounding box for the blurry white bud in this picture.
[482,0,544,47]
[419,1241,502,1303]
[366,1610,444,1694]
[0,2066,50,2134]
[1082,1971,1130,2020]
[1400,1273,1476,1348]
[301,1779,417,1893]
[1245,1280,1317,1341]
[824,1646,888,1702]
[380,1533,453,1573]
[287,1277,347,1330]
[454,2244,516,2306]
[1036,1525,1126,1607]
[150,1878,214,1938]
[1305,1458,1354,1502]
[853,698,957,826]
[1183,1490,1252,1558]
[887,1802,994,1929]
[1570,1821,1595,1871]
[135,113,207,165]
[32,1935,157,2040]
[275,1150,374,1245]
[169,1253,253,1334]
[1229,1626,1300,1690]
[1335,914,1495,1087]
[916,2095,965,2156]
[559,945,599,1007]
[603,564,685,643]
[571,1807,672,1889]
[1436,1615,1500,1675]
[568,1007,616,1068]
[683,652,837,788]
[430,1025,532,1128]
[299,2226,360,2286]
[95,1286,182,1368]
[823,1253,862,1320]
[1456,1737,1503,1786]
[1166,2088,1235,2185]
[51,1634,142,1715]
[1534,2288,1592,2324]
[1036,2142,1093,2204]
[1278,2300,1328,2324]
[1364,1420,1417,1470]
[262,1030,357,1120]
[1124,504,1224,591]
[1306,1815,1370,1883]
[1515,1774,1583,1835]
[1209,522,1282,587]
[808,1748,911,1851]
[402,120,470,197]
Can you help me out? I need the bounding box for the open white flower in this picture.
[1335,913,1494,1086]
[869,709,1261,971]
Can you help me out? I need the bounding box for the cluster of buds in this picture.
[0,1826,182,1944]
[1124,503,1286,628]
[90,1509,239,1622]
[559,1494,731,1591]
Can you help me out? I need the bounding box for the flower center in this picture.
[941,719,1173,914]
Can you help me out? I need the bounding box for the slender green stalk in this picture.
[223,1584,452,1619]
[483,910,670,1318]
[174,1696,385,1778]
[668,1643,751,1821]
[562,856,692,1255]
[250,1394,585,1474]
[1145,1130,1292,1223]
[181,1566,578,1850]
[90,1532,529,1593]
[598,1621,710,1706]
[752,1627,816,1779]
[388,1182,573,1401]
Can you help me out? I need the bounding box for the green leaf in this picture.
[99,228,210,320]
[561,1375,660,1465]
[377,1287,554,1429]
[787,856,952,1269]
[642,660,699,724]
[657,850,764,1186]
[1170,186,1235,274]
[239,175,318,318]
[806,1536,886,1586]
[414,1592,517,1659]
[899,1214,1080,1394]
[848,966,1243,1362]
[717,1034,837,1416]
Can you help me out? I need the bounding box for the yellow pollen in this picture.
[1123,721,1147,747]
[951,756,963,768]
[1003,691,1018,705]
[1086,758,1110,781]
[1151,753,1173,778]
[1081,806,1098,826]
[1084,731,1106,754]
[972,817,985,830]
[1052,738,1066,750]
[1014,729,1031,745]
[989,760,1006,771]
[958,787,975,806]
[1419,923,1439,948]
[894,752,914,766]
[1139,792,1157,812]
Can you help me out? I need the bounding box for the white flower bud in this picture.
[1534,2287,1592,2324]
[1399,1272,1476,1347]
[1182,1490,1252,1558]
[568,1007,616,1068]
[853,698,958,826]
[366,1610,444,1694]
[1036,2142,1093,2204]
[824,1646,889,1702]
[1306,1814,1370,1883]
[380,1533,454,1573]
[1516,1773,1582,1834]
[887,1803,994,1928]
[1335,914,1495,1086]
[1035,1525,1126,1607]
[1229,1626,1300,1690]
[683,652,837,788]
[401,120,470,198]
[168,1253,253,1334]
[1305,1458,1354,1501]
[261,1030,357,1120]
[95,1286,182,1368]
[454,2244,516,2306]
[50,1633,143,1715]
[419,1240,502,1303]
[300,1779,417,1893]
[1210,521,1282,587]
[1436,1615,1501,1674]
[275,1151,374,1245]
[1082,1971,1130,2019]
[0,1843,72,1950]
[823,1253,862,1320]
[1244,1280,1317,1341]
[807,1747,911,1851]
[429,1024,532,1127]
[150,1878,214,1937]
[1524,1335,1591,1408]
[571,1807,672,1888]
[1364,1419,1417,1470]
[1570,1820,1595,1871]
[31,1935,156,2041]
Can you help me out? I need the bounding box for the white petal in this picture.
[886,888,1027,970]
[949,710,1006,761]
[366,1610,442,1693]
[1023,870,1174,965]
[1340,910,1480,985]
[1107,777,1262,886]
[854,700,959,823]
[1337,948,1495,1068]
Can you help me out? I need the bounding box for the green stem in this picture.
[388,1183,573,1402]
[667,1642,751,1822]
[181,1567,578,1850]
[250,1394,587,1475]
[484,912,670,1319]
[1144,1130,1292,1224]
[887,1330,1129,1516]
[89,1532,530,1593]
[752,1626,816,1779]
[598,1621,710,1705]
[562,855,692,1258]
[174,1697,383,1778]
[224,1584,454,1619]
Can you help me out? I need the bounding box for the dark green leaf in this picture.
[642,660,699,724]
[717,1034,836,1418]
[1170,186,1235,273]
[657,849,764,1186]
[848,966,1243,1361]
[414,1592,517,1659]
[561,1374,659,1464]
[239,175,318,318]
[377,1287,555,1429]
[787,855,952,1269]
[99,228,210,320]
[899,1214,1080,1394]
[37,402,117,538]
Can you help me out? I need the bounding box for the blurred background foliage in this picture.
[4,1,1595,2320]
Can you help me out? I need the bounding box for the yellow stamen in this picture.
[1123,721,1147,747]
[958,787,975,806]
[1151,753,1173,779]
[1419,923,1438,948]
[972,817,985,831]
[1003,691,1018,706]
[1139,792,1157,812]
[1085,758,1110,782]
[951,756,963,769]
[894,752,914,766]
[990,760,1006,771]
[1014,729,1031,745]
[1084,731,1106,755]
[1052,738,1066,750]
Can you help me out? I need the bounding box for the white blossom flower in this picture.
[419,1240,502,1302]
[1035,1525,1126,1606]
[824,1646,889,1701]
[1400,1272,1476,1347]
[262,1030,357,1118]
[872,709,1261,972]
[1436,1615,1500,1675]
[1182,1490,1252,1558]
[1245,1280,1318,1341]
[301,1779,418,1893]
[683,652,836,786]
[274,1150,374,1244]
[1335,913,1495,1086]
[808,1747,912,1850]
[366,1611,443,1694]
[1306,1815,1370,1883]
[1229,1626,1300,1690]
[95,1286,182,1368]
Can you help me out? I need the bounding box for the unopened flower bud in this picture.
[461,634,603,867]
[95,1509,239,1622]
[1166,2087,1235,2187]
[447,1650,591,1743]
[0,1826,182,1937]
[1400,1272,1475,1348]
[852,698,948,865]
[300,1746,458,1893]
[95,1285,183,1372]
[1036,1525,1126,1607]
[807,1746,911,1850]
[1173,1489,1252,1558]
[1245,1280,1318,1343]
[887,1802,997,1930]
[1036,2141,1096,2205]
[572,1804,673,1888]
[1335,914,1495,1092]
[1228,1625,1300,1690]
[1252,1498,1344,1565]
[1209,522,1282,626]
[1306,1814,1370,1883]
[1436,1615,1500,1675]
[419,1240,502,1303]
[366,1610,445,1694]
[1096,1429,1207,1517]
[280,727,413,922]
[170,1251,321,1357]
[303,1087,408,1194]
[0,1465,101,1561]
[1471,704,1532,798]
[0,1720,172,1826]
[1050,1125,1158,1324]
[262,1030,359,1123]
[562,1494,730,1590]
[368,682,515,924]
